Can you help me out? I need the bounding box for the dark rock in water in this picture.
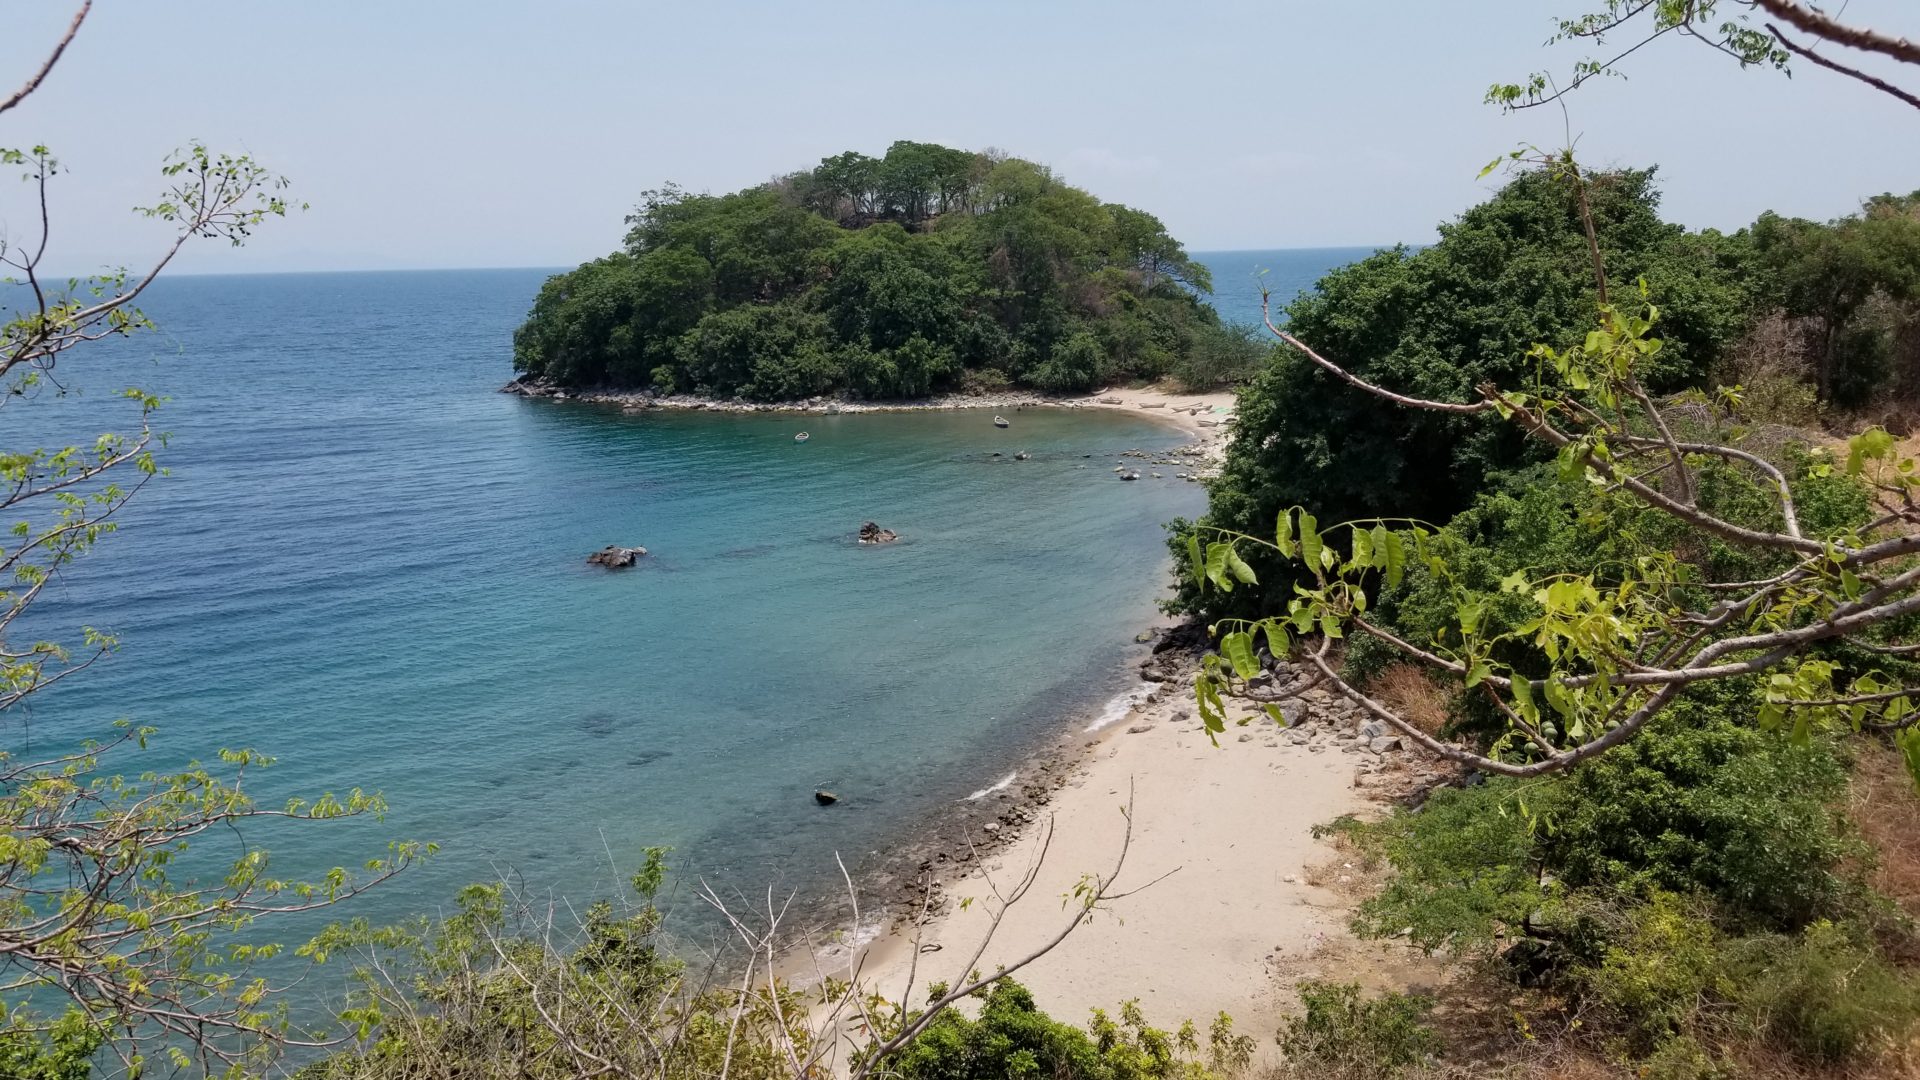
[814,789,839,806]
[579,711,616,737]
[858,522,899,545]
[587,545,648,568]
[1119,471,1140,481]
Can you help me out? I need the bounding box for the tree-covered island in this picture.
[510,141,1266,399]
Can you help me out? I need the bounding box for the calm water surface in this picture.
[12,251,1361,931]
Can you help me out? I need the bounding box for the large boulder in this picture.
[858,522,899,545]
[586,545,648,568]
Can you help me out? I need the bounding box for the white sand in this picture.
[837,686,1372,1040]
[1077,385,1237,449]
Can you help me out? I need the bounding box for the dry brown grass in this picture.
[1850,739,1920,965]
[1370,663,1453,737]
[1851,740,1920,919]
[1301,828,1389,899]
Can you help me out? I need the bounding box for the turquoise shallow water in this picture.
[9,251,1363,938]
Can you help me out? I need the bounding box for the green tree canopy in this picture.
[513,142,1239,399]
[1192,166,1756,617]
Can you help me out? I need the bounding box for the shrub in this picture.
[1348,706,1866,955]
[1343,780,1545,954]
[1576,890,1728,1053]
[1541,697,1864,932]
[1724,920,1920,1066]
[0,1011,104,1080]
[1171,322,1269,391]
[887,980,1241,1080]
[1637,1035,1730,1080]
[1274,981,1439,1080]
[958,367,1013,395]
[650,363,678,395]
[1030,331,1111,393]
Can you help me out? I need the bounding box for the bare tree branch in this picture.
[0,2,90,116]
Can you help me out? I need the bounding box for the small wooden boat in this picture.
[993,415,1010,428]
[794,432,810,442]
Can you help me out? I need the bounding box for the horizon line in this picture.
[148,243,1402,279]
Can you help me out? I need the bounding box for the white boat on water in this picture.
[993,415,1010,428]
[794,432,810,442]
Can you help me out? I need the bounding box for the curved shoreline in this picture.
[503,380,1237,465]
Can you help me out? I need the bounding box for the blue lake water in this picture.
[7,250,1362,936]
[1194,247,1385,327]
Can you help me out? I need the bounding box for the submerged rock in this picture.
[814,789,839,806]
[586,545,648,568]
[858,522,900,545]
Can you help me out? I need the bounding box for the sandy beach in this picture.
[1075,386,1237,448]
[511,379,1239,464]
[790,648,1451,1057]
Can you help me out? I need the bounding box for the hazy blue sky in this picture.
[1,1,1915,274]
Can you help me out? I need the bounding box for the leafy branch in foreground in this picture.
[0,6,407,1075]
[1189,156,1920,785]
[0,736,426,1076]
[1490,0,1920,112]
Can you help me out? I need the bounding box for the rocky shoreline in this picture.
[501,375,1224,423]
[498,376,1236,475]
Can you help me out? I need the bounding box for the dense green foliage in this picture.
[1182,167,1756,616]
[1339,450,1876,715]
[1746,191,1920,406]
[1339,708,1920,1068]
[1318,450,1920,1072]
[1272,982,1438,1080]
[1181,169,1920,623]
[886,981,1250,1080]
[513,141,1255,399]
[1346,705,1862,950]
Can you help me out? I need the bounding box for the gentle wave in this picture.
[1084,685,1152,732]
[966,771,1017,800]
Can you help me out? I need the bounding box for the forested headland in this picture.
[510,141,1266,400]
